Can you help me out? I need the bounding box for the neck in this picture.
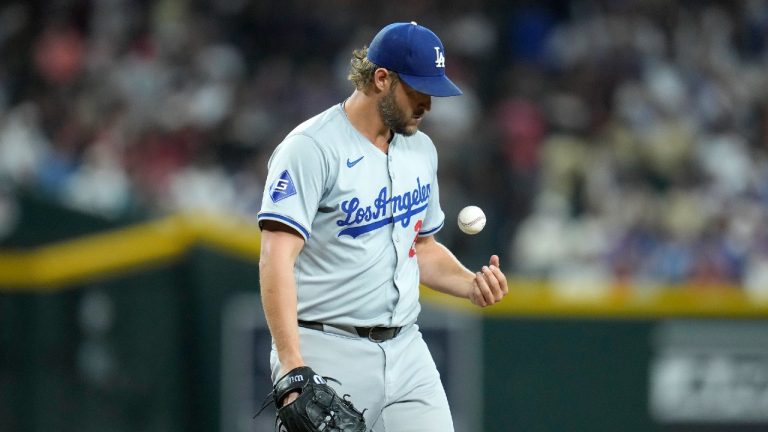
[343,90,392,153]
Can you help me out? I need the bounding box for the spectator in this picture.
[1,0,767,289]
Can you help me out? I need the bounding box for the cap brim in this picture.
[398,73,463,97]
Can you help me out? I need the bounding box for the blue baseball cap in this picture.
[367,22,463,97]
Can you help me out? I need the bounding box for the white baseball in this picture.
[457,206,486,235]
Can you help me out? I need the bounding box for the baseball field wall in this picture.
[1,194,767,432]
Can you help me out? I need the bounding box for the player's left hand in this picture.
[470,255,508,307]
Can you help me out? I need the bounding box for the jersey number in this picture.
[408,220,423,258]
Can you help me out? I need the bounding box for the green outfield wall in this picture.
[1,195,767,432]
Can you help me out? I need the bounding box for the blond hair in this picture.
[348,46,398,91]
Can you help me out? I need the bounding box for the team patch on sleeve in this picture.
[269,170,297,203]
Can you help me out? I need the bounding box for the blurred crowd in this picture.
[1,0,767,292]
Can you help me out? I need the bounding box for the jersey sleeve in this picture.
[418,140,445,237]
[257,133,327,240]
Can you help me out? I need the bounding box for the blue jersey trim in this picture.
[258,213,310,240]
[419,220,444,236]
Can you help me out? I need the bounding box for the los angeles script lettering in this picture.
[336,178,430,238]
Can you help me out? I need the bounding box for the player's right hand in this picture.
[281,392,300,407]
[277,363,305,406]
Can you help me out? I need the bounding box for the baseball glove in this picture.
[270,366,368,432]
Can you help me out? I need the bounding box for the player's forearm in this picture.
[260,266,304,370]
[415,237,474,299]
[259,226,306,371]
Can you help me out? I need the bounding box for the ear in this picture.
[373,68,391,93]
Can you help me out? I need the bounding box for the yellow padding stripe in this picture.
[1,213,767,317]
[420,283,768,318]
[0,213,261,291]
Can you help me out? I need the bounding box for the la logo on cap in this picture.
[434,47,445,68]
[366,22,463,97]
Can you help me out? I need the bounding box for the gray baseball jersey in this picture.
[257,102,445,328]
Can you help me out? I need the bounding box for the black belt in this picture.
[298,320,403,342]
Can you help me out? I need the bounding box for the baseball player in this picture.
[258,22,508,432]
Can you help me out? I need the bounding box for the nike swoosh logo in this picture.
[346,156,364,168]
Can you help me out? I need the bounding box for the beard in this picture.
[377,87,417,137]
